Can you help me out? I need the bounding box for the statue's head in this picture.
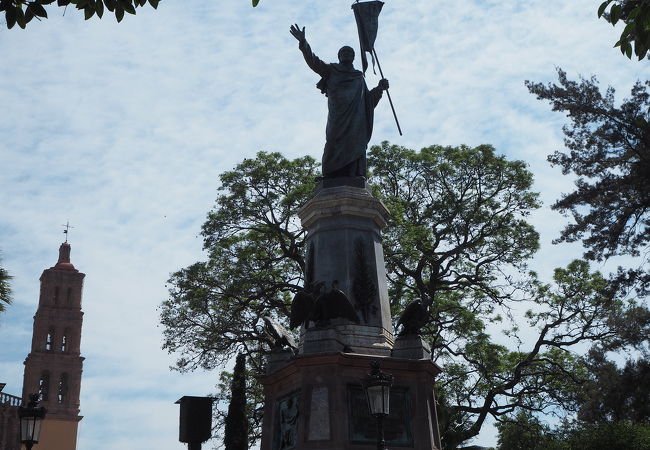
[338,46,355,64]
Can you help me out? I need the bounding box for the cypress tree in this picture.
[224,353,248,450]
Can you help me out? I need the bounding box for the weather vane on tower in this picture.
[61,220,74,243]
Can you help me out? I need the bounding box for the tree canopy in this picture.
[0,253,12,313]
[526,69,650,295]
[215,359,264,447]
[1,0,159,29]
[598,0,650,60]
[578,348,650,424]
[496,347,650,449]
[160,152,318,372]
[223,353,249,450]
[496,410,559,450]
[159,144,649,448]
[497,414,650,450]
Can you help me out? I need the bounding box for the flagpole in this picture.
[371,48,402,136]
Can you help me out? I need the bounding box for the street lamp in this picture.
[18,394,47,450]
[363,361,393,450]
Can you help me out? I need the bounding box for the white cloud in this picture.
[1,0,648,448]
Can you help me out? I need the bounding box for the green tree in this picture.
[368,143,540,311]
[559,422,650,450]
[495,410,562,450]
[214,358,264,447]
[0,0,160,29]
[224,353,248,450]
[0,253,12,313]
[598,0,650,60]
[437,258,644,446]
[526,69,650,295]
[526,67,650,448]
[160,152,318,374]
[577,349,650,424]
[160,146,648,448]
[496,415,650,450]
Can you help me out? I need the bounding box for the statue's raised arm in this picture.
[290,23,329,77]
[289,23,305,43]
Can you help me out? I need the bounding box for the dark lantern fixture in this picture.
[18,393,47,450]
[363,360,393,450]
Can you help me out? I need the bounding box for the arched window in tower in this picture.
[61,330,68,352]
[45,328,55,351]
[54,286,60,304]
[38,371,50,402]
[66,286,72,304]
[57,373,69,404]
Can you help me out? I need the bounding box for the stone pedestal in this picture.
[267,348,295,374]
[301,323,393,356]
[392,334,432,360]
[259,353,443,450]
[260,179,443,450]
[297,183,394,355]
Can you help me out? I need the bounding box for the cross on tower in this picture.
[61,221,74,243]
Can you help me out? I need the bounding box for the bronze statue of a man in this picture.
[290,24,389,178]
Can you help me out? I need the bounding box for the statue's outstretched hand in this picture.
[379,79,389,91]
[290,23,306,43]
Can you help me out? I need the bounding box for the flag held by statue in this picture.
[352,0,384,74]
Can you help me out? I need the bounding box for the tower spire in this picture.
[55,242,76,271]
[22,242,86,450]
[58,242,71,264]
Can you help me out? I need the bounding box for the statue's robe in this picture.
[299,41,383,177]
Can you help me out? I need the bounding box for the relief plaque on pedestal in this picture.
[273,390,300,450]
[307,386,330,441]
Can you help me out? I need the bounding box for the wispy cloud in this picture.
[0,1,647,448]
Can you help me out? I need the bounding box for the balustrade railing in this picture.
[0,391,22,407]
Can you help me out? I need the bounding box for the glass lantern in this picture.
[18,394,47,449]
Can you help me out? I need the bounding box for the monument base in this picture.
[260,352,442,450]
[297,185,394,338]
[300,322,394,356]
[266,348,295,374]
[315,175,367,191]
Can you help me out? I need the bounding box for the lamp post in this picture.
[363,361,393,450]
[18,394,47,450]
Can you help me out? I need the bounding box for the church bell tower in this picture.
[22,241,85,450]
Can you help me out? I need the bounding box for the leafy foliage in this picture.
[578,349,650,424]
[598,0,650,60]
[0,0,160,29]
[0,253,12,313]
[160,146,649,448]
[214,360,264,449]
[496,410,561,450]
[497,416,650,450]
[434,258,645,444]
[224,354,248,450]
[368,143,540,310]
[558,422,650,450]
[526,69,650,294]
[160,152,318,373]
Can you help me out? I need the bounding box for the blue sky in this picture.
[0,1,648,449]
